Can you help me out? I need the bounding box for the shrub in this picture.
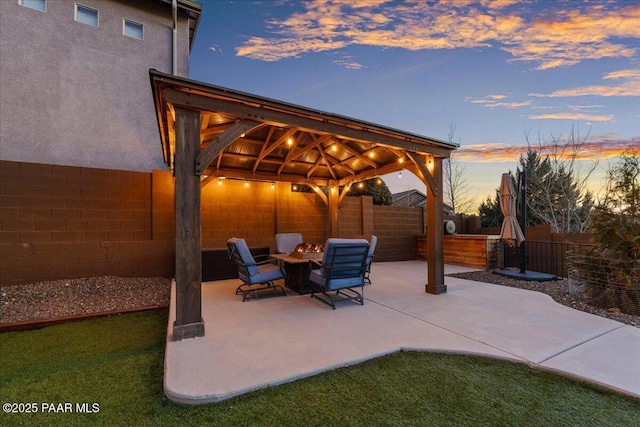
[579,149,639,315]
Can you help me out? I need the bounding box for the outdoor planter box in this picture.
[417,234,500,269]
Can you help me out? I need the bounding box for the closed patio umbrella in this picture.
[494,173,556,281]
[499,173,524,247]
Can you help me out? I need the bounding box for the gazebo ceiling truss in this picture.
[151,70,456,196]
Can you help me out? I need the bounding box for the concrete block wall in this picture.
[338,196,365,237]
[1,160,169,284]
[1,161,152,244]
[444,214,481,234]
[201,179,278,250]
[373,204,423,261]
[151,170,175,241]
[151,175,329,251]
[1,161,427,286]
[275,184,328,246]
[361,196,374,235]
[0,240,175,285]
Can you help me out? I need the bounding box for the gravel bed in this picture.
[448,270,638,328]
[1,271,637,328]
[1,276,171,325]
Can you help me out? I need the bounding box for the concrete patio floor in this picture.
[164,261,640,404]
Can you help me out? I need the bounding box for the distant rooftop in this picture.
[392,189,453,214]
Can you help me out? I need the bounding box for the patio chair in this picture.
[355,234,377,284]
[227,238,286,301]
[275,233,303,255]
[308,238,369,309]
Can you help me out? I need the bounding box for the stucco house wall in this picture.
[0,0,192,172]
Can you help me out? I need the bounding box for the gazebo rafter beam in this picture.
[289,134,332,162]
[277,133,331,176]
[340,143,378,168]
[321,151,356,176]
[200,174,217,189]
[332,161,356,176]
[317,144,337,180]
[310,184,328,205]
[338,183,353,206]
[337,161,400,186]
[381,144,405,160]
[214,151,320,167]
[253,128,297,174]
[195,119,261,175]
[204,168,332,186]
[306,155,325,178]
[199,113,211,143]
[201,125,231,144]
[201,121,263,144]
[407,151,437,196]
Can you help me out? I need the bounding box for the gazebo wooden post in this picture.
[173,107,205,340]
[426,157,446,294]
[328,183,340,237]
[406,152,447,294]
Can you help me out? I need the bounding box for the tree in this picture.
[519,126,598,232]
[348,177,393,205]
[478,192,503,228]
[443,125,475,214]
[579,148,640,315]
[588,148,639,259]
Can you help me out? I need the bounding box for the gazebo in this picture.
[149,70,458,340]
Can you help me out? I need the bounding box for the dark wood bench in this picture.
[202,247,270,281]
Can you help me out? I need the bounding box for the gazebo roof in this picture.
[150,70,457,188]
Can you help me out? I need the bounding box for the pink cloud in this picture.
[528,113,614,122]
[454,137,638,162]
[234,1,639,71]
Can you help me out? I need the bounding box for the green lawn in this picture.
[1,310,638,426]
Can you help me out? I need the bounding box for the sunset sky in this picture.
[189,0,640,211]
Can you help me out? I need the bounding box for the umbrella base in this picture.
[492,268,557,282]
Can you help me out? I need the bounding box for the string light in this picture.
[218,177,223,186]
[244,181,250,188]
[376,177,382,185]
[271,182,275,189]
[287,137,293,146]
[332,144,337,152]
[398,171,402,178]
[358,182,364,189]
[398,157,404,164]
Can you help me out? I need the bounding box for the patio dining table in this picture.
[271,253,321,294]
